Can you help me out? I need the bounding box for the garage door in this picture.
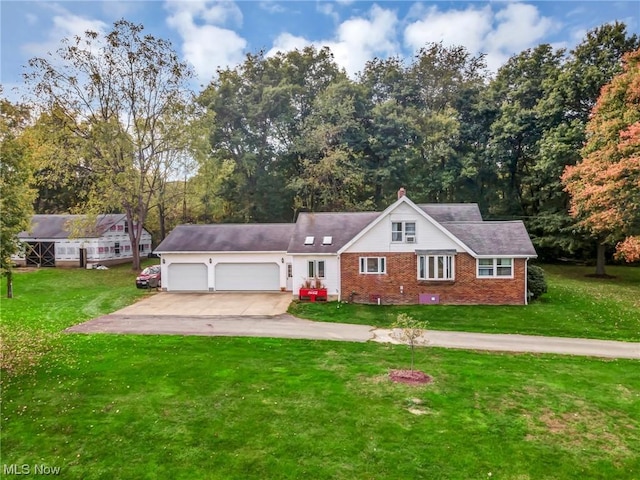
[168,263,208,291]
[215,263,280,291]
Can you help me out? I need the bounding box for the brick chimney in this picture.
[397,187,406,199]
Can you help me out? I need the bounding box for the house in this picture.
[14,214,152,268]
[154,189,538,305]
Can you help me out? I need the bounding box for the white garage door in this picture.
[168,263,208,291]
[215,263,280,291]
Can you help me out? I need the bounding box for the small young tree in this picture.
[390,313,429,372]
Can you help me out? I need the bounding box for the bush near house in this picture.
[527,264,548,300]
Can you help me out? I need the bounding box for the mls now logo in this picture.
[3,464,61,475]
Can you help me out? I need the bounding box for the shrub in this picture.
[527,264,548,301]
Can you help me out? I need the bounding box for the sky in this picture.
[1,0,639,98]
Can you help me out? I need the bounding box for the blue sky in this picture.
[1,1,639,98]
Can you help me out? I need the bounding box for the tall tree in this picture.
[532,22,640,259]
[485,44,565,217]
[24,20,194,269]
[562,48,640,271]
[0,95,35,298]
[198,47,345,222]
[289,79,372,212]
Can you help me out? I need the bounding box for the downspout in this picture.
[524,257,529,305]
[337,254,341,302]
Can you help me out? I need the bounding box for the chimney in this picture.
[397,187,406,199]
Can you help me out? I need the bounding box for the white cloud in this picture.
[404,6,493,53]
[317,3,339,23]
[22,12,108,56]
[486,3,557,55]
[259,1,286,14]
[165,1,247,83]
[404,3,559,73]
[268,4,400,77]
[270,32,310,53]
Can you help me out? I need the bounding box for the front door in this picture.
[286,263,293,291]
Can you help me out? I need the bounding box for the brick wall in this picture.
[340,252,526,305]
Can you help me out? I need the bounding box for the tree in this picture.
[24,20,195,269]
[198,47,345,222]
[390,313,429,372]
[532,23,639,260]
[562,48,640,271]
[0,95,35,298]
[485,44,565,218]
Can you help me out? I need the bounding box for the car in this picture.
[136,265,161,289]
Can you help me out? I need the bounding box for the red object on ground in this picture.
[299,288,328,302]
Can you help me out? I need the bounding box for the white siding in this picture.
[291,255,339,297]
[345,202,461,253]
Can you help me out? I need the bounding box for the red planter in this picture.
[299,288,328,302]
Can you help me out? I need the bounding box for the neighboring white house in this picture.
[14,214,152,268]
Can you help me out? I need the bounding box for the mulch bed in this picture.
[389,369,432,385]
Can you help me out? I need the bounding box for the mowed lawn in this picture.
[290,264,640,342]
[1,264,639,479]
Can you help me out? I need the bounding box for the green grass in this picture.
[289,264,640,342]
[2,336,639,479]
[0,262,156,333]
[1,264,639,479]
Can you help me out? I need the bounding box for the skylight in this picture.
[304,236,315,245]
[322,236,333,245]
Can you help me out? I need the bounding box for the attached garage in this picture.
[215,263,280,291]
[168,263,208,291]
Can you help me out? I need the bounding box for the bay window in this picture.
[418,255,454,280]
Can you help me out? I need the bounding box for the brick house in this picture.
[156,189,538,305]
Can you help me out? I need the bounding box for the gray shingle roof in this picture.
[442,221,537,256]
[155,224,295,252]
[418,204,482,222]
[18,214,126,239]
[287,212,379,254]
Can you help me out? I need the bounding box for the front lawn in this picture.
[2,336,639,479]
[289,264,640,341]
[1,263,638,479]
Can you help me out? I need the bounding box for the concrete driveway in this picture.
[65,292,640,359]
[117,292,292,316]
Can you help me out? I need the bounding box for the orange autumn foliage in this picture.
[562,49,640,262]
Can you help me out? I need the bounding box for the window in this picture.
[115,242,120,255]
[308,260,325,278]
[287,264,293,278]
[304,236,314,245]
[392,222,416,242]
[477,258,513,278]
[418,255,454,280]
[322,236,333,245]
[359,257,386,274]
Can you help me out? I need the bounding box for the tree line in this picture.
[1,20,638,283]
